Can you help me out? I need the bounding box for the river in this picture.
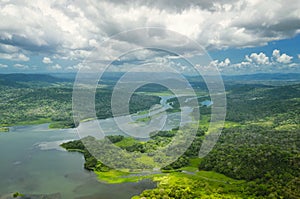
[0,95,197,198]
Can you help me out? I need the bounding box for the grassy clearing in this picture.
[114,137,139,148]
[94,166,245,192]
[196,171,246,184]
[180,158,202,172]
[95,169,164,184]
[12,118,52,126]
[135,116,151,123]
[224,121,241,128]
[137,91,173,96]
[275,124,300,130]
[133,171,249,199]
[246,118,274,127]
[135,110,149,116]
[95,170,136,184]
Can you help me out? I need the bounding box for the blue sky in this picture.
[210,34,300,63]
[209,34,300,74]
[0,0,299,74]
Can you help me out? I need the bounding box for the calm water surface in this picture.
[0,124,154,199]
[0,95,197,198]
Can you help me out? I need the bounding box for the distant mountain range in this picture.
[0,73,69,82]
[0,73,71,87]
[222,73,300,81]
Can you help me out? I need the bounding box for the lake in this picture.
[0,124,154,199]
[0,95,197,198]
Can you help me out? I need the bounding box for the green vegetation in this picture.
[225,84,300,124]
[60,127,198,172]
[195,83,300,198]
[199,125,299,198]
[0,86,76,128]
[12,192,24,198]
[1,73,299,198]
[166,97,181,113]
[61,81,300,199]
[135,116,152,123]
[133,172,250,199]
[95,170,164,184]
[0,127,9,132]
[0,74,160,129]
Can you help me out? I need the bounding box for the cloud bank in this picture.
[212,49,297,73]
[0,0,299,73]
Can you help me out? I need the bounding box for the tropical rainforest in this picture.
[0,73,160,129]
[1,73,299,199]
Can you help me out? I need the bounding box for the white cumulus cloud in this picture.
[272,49,293,64]
[0,52,29,61]
[245,52,270,65]
[220,49,299,74]
[209,58,231,68]
[42,57,53,64]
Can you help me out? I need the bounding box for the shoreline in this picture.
[0,94,177,132]
[0,127,9,132]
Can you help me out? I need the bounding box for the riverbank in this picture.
[61,138,250,199]
[0,127,9,132]
[0,94,174,131]
[0,118,73,131]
